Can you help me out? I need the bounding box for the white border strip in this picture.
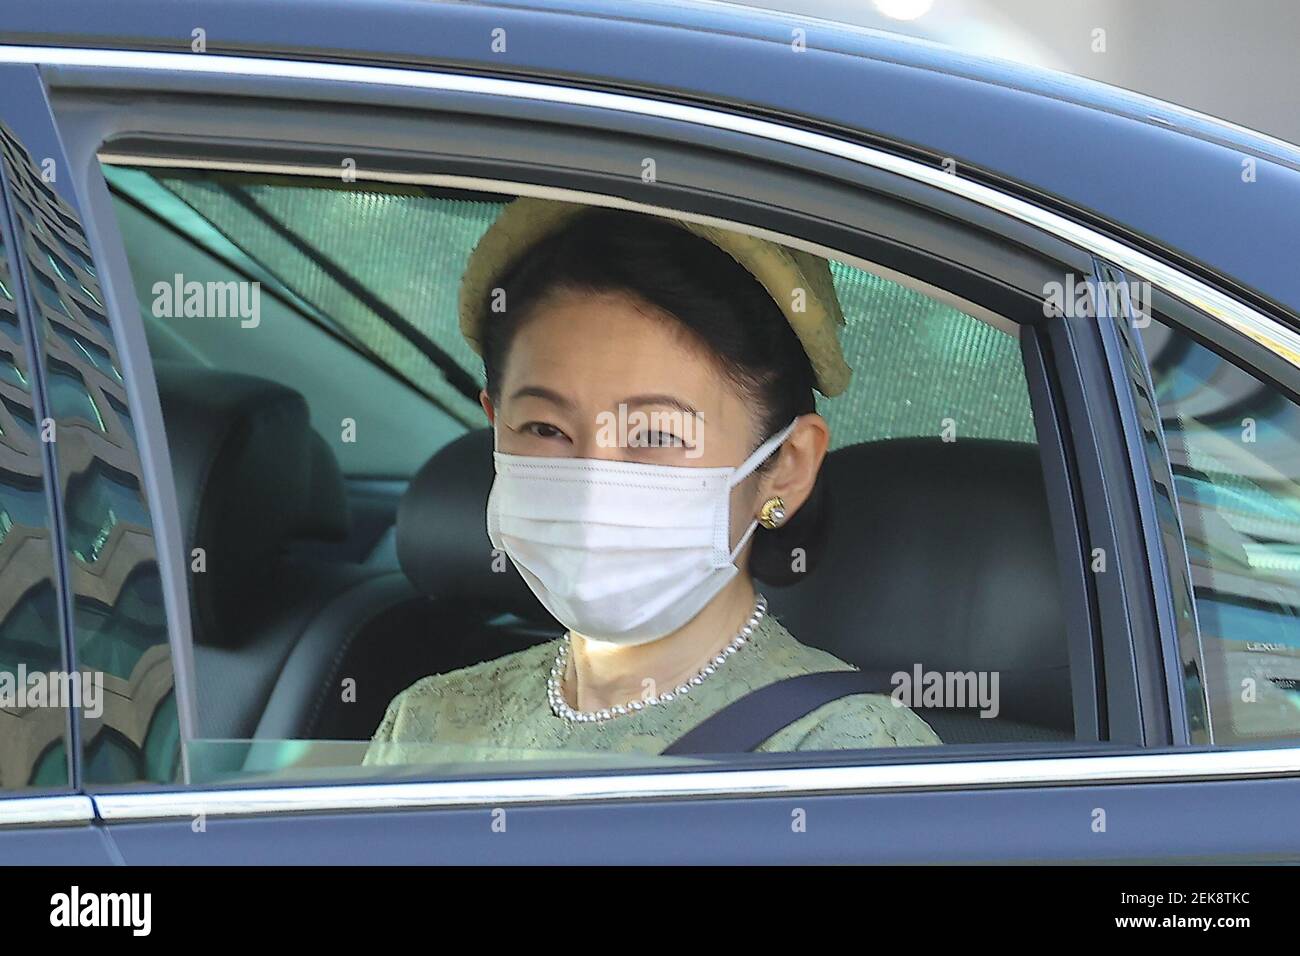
[5,44,1297,366]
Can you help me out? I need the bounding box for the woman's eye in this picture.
[521,422,569,441]
[632,431,687,449]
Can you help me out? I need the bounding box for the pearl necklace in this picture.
[548,595,768,725]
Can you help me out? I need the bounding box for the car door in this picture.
[5,9,1300,864]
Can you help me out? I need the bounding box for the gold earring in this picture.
[758,496,786,530]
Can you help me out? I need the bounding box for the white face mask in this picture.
[487,421,797,646]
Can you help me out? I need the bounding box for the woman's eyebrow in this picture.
[621,394,702,417]
[509,385,575,410]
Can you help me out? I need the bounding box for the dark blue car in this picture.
[0,0,1298,866]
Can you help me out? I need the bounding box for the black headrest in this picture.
[398,428,545,619]
[155,362,349,646]
[767,438,1069,728]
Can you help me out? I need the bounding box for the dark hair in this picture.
[480,207,827,585]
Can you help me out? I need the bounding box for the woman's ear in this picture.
[758,414,830,520]
[480,388,496,425]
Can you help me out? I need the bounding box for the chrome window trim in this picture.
[0,44,1294,815]
[0,794,96,828]
[94,747,1300,821]
[0,44,1295,368]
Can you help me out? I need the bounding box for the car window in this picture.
[1,124,180,788]
[1140,316,1300,745]
[0,154,71,792]
[101,164,1076,786]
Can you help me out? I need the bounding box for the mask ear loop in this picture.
[487,423,507,546]
[719,419,800,565]
[729,419,800,487]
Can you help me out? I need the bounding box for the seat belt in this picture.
[661,669,898,756]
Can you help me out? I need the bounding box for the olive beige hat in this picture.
[458,198,852,396]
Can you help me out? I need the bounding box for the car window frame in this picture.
[1093,261,1203,745]
[24,46,1300,821]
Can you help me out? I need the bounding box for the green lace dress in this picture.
[363,611,940,765]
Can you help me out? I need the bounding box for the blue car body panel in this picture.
[100,774,1300,865]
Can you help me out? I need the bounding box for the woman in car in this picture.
[365,198,939,760]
